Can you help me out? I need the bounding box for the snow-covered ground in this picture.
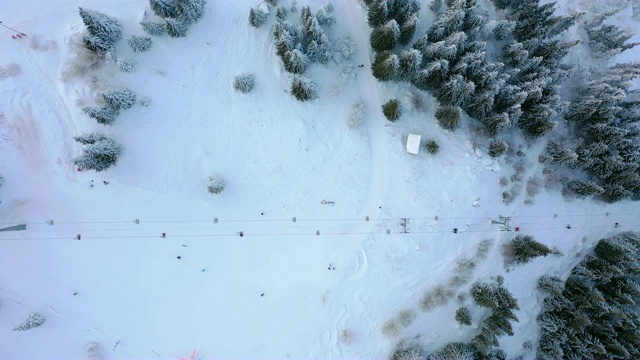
[0,0,639,359]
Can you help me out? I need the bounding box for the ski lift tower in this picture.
[490,216,511,231]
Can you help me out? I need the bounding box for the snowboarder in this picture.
[161,232,166,238]
[176,256,181,259]
[76,234,82,240]
[614,222,619,228]
[239,231,244,237]
[103,181,109,185]
[566,224,571,229]
[261,293,265,297]
[452,228,458,234]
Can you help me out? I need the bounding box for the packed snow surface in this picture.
[0,0,639,359]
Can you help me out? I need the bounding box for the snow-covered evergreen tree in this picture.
[437,74,475,106]
[487,140,508,157]
[545,142,578,167]
[149,0,176,18]
[398,48,421,80]
[127,35,152,52]
[382,99,401,121]
[371,50,398,81]
[13,313,46,331]
[83,106,119,125]
[74,132,107,145]
[507,234,552,264]
[275,6,288,21]
[78,7,122,48]
[492,19,515,40]
[370,19,399,51]
[334,35,356,61]
[315,3,335,27]
[101,88,137,110]
[175,0,205,25]
[233,74,255,93]
[248,7,267,28]
[566,180,604,198]
[435,105,461,131]
[455,307,472,325]
[429,0,443,12]
[367,0,388,27]
[291,76,317,101]
[587,23,640,58]
[116,58,136,73]
[482,112,511,135]
[283,48,309,74]
[83,34,111,54]
[141,21,167,36]
[207,176,226,194]
[399,13,419,46]
[73,135,123,172]
[165,17,188,37]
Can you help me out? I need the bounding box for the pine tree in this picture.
[429,0,443,12]
[78,7,122,51]
[471,282,497,308]
[371,50,398,81]
[509,234,552,264]
[437,74,475,106]
[370,19,400,51]
[283,48,309,74]
[488,140,508,157]
[74,132,107,145]
[233,74,255,93]
[101,88,137,110]
[248,7,267,28]
[399,13,419,46]
[73,135,123,172]
[455,307,472,325]
[83,34,111,53]
[367,0,388,27]
[398,49,421,80]
[435,105,461,131]
[149,0,177,18]
[127,35,152,52]
[13,313,46,331]
[291,76,317,101]
[275,6,288,21]
[493,20,515,40]
[83,106,119,125]
[546,142,578,167]
[315,3,335,27]
[165,17,188,37]
[175,0,205,25]
[382,99,401,121]
[141,21,167,36]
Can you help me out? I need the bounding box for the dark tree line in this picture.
[537,232,640,359]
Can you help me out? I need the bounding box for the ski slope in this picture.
[0,0,639,359]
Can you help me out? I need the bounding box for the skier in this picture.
[103,181,109,185]
[161,233,166,238]
[614,222,620,228]
[176,256,181,260]
[515,227,520,231]
[76,234,82,240]
[239,231,244,237]
[566,224,571,229]
[452,228,458,234]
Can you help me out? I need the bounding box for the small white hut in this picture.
[406,134,421,154]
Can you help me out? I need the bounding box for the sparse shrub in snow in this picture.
[85,342,103,360]
[347,101,365,128]
[13,312,46,331]
[503,234,552,264]
[266,0,278,6]
[525,176,541,197]
[139,97,152,107]
[73,134,123,172]
[116,58,136,73]
[248,7,268,28]
[382,99,401,121]
[141,21,167,36]
[165,17,188,37]
[78,7,122,51]
[455,307,472,326]
[420,284,453,311]
[390,340,424,360]
[291,76,317,101]
[149,0,177,18]
[127,35,152,52]
[396,309,416,327]
[448,257,475,287]
[0,63,21,79]
[102,88,136,110]
[340,328,353,345]
[424,139,439,154]
[175,0,206,25]
[207,176,226,194]
[429,0,443,12]
[381,319,401,337]
[82,106,119,125]
[435,105,460,131]
[475,238,493,260]
[233,74,256,93]
[487,140,508,157]
[334,35,356,61]
[566,179,604,199]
